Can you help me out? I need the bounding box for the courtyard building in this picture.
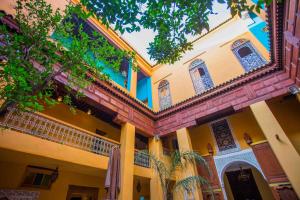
[0,0,300,199]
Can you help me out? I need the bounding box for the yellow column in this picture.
[250,101,300,197]
[149,137,164,200]
[176,128,203,200]
[296,93,300,103]
[118,122,135,200]
[130,68,137,97]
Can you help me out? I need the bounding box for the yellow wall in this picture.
[0,128,152,179]
[251,168,274,200]
[223,174,234,200]
[189,124,215,155]
[267,98,300,154]
[42,103,121,142]
[151,18,269,111]
[133,177,150,200]
[190,108,266,155]
[0,161,107,200]
[0,130,109,170]
[228,108,266,149]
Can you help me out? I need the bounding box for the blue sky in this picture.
[120,2,231,65]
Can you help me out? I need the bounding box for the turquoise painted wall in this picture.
[248,13,270,51]
[127,62,132,91]
[102,66,126,87]
[137,78,148,101]
[137,77,153,108]
[147,77,153,109]
[51,32,127,89]
[251,0,265,9]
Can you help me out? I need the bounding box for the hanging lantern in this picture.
[238,166,250,182]
[136,180,141,193]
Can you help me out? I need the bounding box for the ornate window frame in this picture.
[209,118,240,155]
[231,39,267,72]
[188,59,214,95]
[158,80,172,110]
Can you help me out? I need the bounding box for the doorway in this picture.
[66,185,99,200]
[223,162,274,200]
[226,168,262,200]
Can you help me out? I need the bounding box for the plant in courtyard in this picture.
[148,150,213,200]
[0,0,271,113]
[0,0,134,113]
[84,0,272,64]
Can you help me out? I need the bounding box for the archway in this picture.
[222,161,274,200]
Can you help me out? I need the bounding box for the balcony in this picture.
[134,150,150,168]
[0,108,150,168]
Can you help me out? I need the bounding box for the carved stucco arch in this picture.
[214,148,266,186]
[213,149,266,199]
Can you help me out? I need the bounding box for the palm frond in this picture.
[174,175,208,193]
[147,152,169,187]
[169,150,183,173]
[181,151,211,176]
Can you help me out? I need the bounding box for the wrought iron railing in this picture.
[134,150,150,168]
[0,108,120,157]
[0,108,151,168]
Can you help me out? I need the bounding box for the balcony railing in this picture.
[0,108,120,157]
[0,108,151,168]
[134,150,150,168]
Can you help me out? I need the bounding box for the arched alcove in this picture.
[158,80,172,110]
[222,161,274,200]
[213,149,268,199]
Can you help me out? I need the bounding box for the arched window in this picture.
[189,59,214,94]
[232,39,267,72]
[158,80,172,110]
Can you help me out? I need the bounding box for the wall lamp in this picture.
[289,85,300,102]
[289,85,300,95]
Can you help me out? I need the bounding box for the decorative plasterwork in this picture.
[213,148,265,187]
[209,118,240,155]
[232,40,267,72]
[189,59,214,95]
[158,80,172,110]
